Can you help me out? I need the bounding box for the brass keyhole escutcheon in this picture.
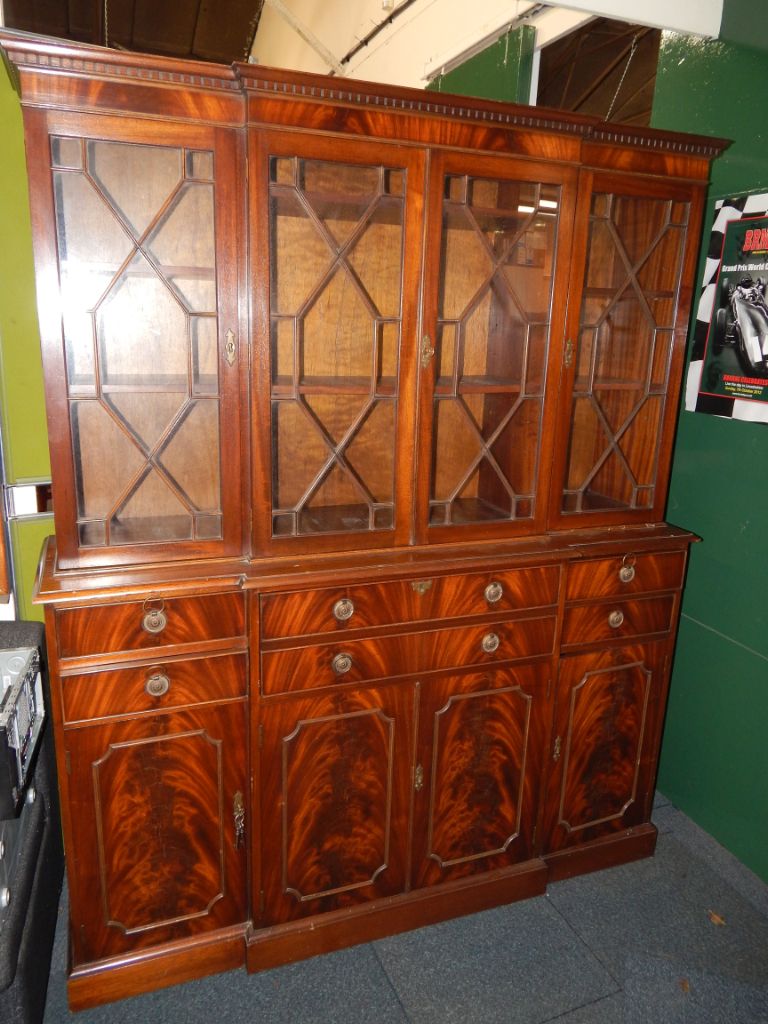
[564,338,574,369]
[141,598,167,635]
[485,581,503,603]
[414,765,424,791]
[608,609,625,629]
[225,329,236,367]
[481,632,500,654]
[411,580,432,596]
[233,791,245,850]
[421,335,435,370]
[332,652,353,675]
[145,668,170,697]
[619,554,636,583]
[333,598,355,622]
[553,736,562,762]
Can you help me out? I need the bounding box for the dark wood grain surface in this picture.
[260,684,415,924]
[66,701,247,963]
[62,652,247,723]
[561,595,675,647]
[566,551,685,600]
[57,591,245,658]
[261,616,556,695]
[260,565,560,639]
[412,665,551,889]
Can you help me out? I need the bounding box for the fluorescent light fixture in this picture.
[539,199,558,208]
[518,205,535,213]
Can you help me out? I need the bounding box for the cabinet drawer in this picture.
[62,652,247,723]
[260,565,560,640]
[261,616,556,695]
[561,596,676,648]
[56,592,246,659]
[566,552,685,601]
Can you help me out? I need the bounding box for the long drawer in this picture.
[62,652,248,723]
[56,591,246,659]
[561,595,676,648]
[566,552,685,601]
[261,615,556,695]
[260,565,560,640]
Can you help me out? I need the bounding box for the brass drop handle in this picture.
[333,598,355,622]
[414,764,424,791]
[233,790,245,850]
[145,668,170,697]
[332,652,353,675]
[225,328,236,367]
[421,335,435,370]
[608,609,625,629]
[481,632,500,654]
[553,736,562,762]
[141,598,167,635]
[412,580,432,595]
[485,581,503,603]
[619,554,636,583]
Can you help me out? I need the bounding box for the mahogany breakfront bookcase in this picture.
[0,33,726,1010]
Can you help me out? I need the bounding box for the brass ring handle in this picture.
[481,632,500,653]
[608,610,625,629]
[141,598,167,635]
[333,598,355,622]
[332,652,353,675]
[484,581,503,603]
[145,668,170,697]
[619,553,636,583]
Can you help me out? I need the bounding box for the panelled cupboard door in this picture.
[542,642,669,855]
[259,684,416,925]
[26,111,245,569]
[411,666,550,889]
[414,150,578,544]
[64,701,248,965]
[548,172,706,529]
[250,130,424,556]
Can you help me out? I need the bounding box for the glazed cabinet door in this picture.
[542,642,669,855]
[548,173,705,529]
[414,151,578,543]
[64,701,248,964]
[250,131,424,555]
[27,113,245,569]
[259,684,416,925]
[411,665,551,889]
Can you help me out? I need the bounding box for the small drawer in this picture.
[260,565,560,640]
[561,596,676,648]
[62,652,247,723]
[56,591,246,660]
[566,551,685,601]
[261,616,556,695]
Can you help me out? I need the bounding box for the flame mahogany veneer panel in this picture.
[566,552,685,601]
[260,684,415,925]
[261,616,556,695]
[561,595,675,647]
[412,665,550,890]
[260,565,560,639]
[62,652,247,723]
[66,702,247,963]
[57,592,246,659]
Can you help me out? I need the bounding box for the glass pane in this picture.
[55,138,224,549]
[269,154,406,537]
[563,191,687,515]
[431,173,560,526]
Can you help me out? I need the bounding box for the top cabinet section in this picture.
[2,37,727,569]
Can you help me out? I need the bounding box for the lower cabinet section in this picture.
[542,641,669,856]
[65,701,248,964]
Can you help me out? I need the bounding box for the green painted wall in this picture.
[427,24,535,104]
[0,57,53,620]
[650,18,768,882]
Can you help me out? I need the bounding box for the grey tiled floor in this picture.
[42,796,768,1023]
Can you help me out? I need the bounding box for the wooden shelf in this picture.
[271,376,397,397]
[435,376,522,395]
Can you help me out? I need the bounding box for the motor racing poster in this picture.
[687,193,768,423]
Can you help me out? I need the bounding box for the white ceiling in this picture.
[250,0,724,90]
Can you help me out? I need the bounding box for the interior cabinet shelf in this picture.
[271,375,397,396]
